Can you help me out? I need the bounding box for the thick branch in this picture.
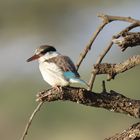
[94,55,140,80]
[114,23,140,38]
[105,122,140,140]
[113,32,140,51]
[36,86,140,118]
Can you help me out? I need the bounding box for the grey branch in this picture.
[98,14,140,24]
[36,86,140,118]
[94,55,140,80]
[105,122,140,140]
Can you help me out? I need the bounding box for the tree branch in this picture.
[105,122,140,140]
[94,55,140,80]
[87,14,140,90]
[76,21,107,70]
[21,14,140,140]
[113,32,140,51]
[98,14,140,24]
[114,23,140,39]
[36,86,140,118]
[76,13,123,71]
[88,41,113,90]
[20,102,44,140]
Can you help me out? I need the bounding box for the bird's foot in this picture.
[53,85,63,92]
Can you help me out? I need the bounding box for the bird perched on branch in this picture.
[27,45,88,90]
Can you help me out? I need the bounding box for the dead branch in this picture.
[98,14,140,24]
[94,55,140,80]
[20,102,44,140]
[113,32,140,51]
[21,14,140,140]
[88,41,113,90]
[88,14,140,90]
[76,13,120,70]
[105,122,140,140]
[36,86,140,118]
[76,22,107,70]
[114,23,140,39]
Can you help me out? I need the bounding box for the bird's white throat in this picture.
[38,51,60,63]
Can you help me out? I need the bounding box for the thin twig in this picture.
[88,41,113,90]
[76,14,124,70]
[102,80,106,92]
[98,13,140,24]
[20,102,44,140]
[76,21,108,70]
[114,22,140,38]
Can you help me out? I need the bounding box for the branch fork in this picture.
[94,55,140,80]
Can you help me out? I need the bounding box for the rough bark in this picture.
[36,86,140,118]
[105,122,140,140]
[94,55,140,80]
[113,32,140,51]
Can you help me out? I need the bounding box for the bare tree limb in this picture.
[76,13,124,71]
[87,14,140,90]
[88,41,113,90]
[21,14,140,140]
[94,55,140,80]
[36,86,140,118]
[112,21,140,51]
[105,122,140,140]
[114,23,140,39]
[20,102,44,140]
[76,22,107,70]
[98,14,140,24]
[113,32,140,51]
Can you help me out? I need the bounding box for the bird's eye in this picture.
[40,49,48,54]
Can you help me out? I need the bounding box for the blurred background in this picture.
[0,0,140,140]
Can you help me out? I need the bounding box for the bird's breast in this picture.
[39,62,69,86]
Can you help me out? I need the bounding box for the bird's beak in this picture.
[26,54,40,62]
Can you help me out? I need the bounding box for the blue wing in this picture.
[63,71,76,79]
[64,71,88,86]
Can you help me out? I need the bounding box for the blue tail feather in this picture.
[63,71,75,79]
[64,71,88,86]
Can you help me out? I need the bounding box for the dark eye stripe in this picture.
[40,46,56,54]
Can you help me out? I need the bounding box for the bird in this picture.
[27,45,88,90]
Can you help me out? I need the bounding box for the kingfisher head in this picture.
[27,45,57,62]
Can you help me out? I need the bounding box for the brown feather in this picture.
[45,55,80,78]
